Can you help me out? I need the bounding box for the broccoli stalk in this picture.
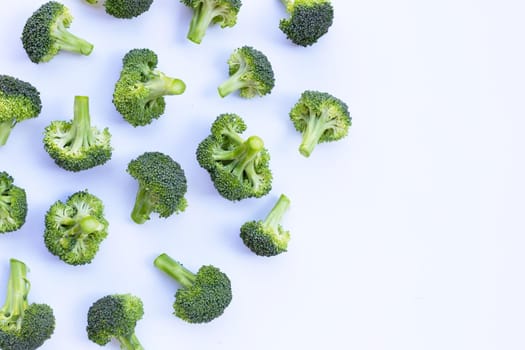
[0,259,28,329]
[214,136,265,181]
[0,121,13,147]
[67,96,96,155]
[298,106,339,157]
[50,19,93,56]
[142,72,185,101]
[130,185,155,225]
[153,254,196,289]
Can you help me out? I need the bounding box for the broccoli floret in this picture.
[21,1,94,63]
[0,172,27,234]
[154,253,232,323]
[181,0,242,44]
[279,0,334,47]
[240,194,291,256]
[86,294,144,350]
[196,114,272,201]
[113,48,186,127]
[217,46,275,98]
[127,152,188,224]
[289,90,351,157]
[43,96,112,172]
[85,0,153,19]
[0,259,55,350]
[0,75,42,147]
[44,190,109,265]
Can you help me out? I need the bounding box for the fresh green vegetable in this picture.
[0,172,27,234]
[84,0,153,19]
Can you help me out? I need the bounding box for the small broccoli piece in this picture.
[127,152,188,224]
[217,46,275,98]
[0,259,55,350]
[113,48,186,127]
[44,190,109,265]
[181,0,242,44]
[86,294,144,350]
[43,96,112,172]
[154,253,232,323]
[21,1,94,63]
[278,0,334,47]
[289,90,351,157]
[0,75,42,147]
[0,172,27,234]
[84,0,153,19]
[196,113,272,201]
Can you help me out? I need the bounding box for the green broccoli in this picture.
[181,0,242,44]
[0,258,55,350]
[127,152,188,224]
[43,96,112,172]
[217,46,275,98]
[154,253,232,323]
[0,75,42,146]
[86,294,144,350]
[113,48,186,127]
[84,0,153,19]
[289,90,351,157]
[44,190,109,265]
[0,172,27,234]
[279,0,334,47]
[21,1,94,63]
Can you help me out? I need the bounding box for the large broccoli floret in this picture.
[44,190,109,265]
[21,1,94,63]
[127,152,188,224]
[113,48,186,127]
[196,114,272,201]
[0,75,42,147]
[0,259,55,350]
[240,194,291,257]
[289,90,351,157]
[217,46,275,98]
[279,0,334,47]
[0,172,27,234]
[85,0,153,19]
[181,0,242,44]
[43,96,112,172]
[154,253,232,323]
[86,294,144,350]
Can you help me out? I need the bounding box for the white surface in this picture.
[0,0,524,349]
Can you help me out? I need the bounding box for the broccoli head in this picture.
[0,259,55,350]
[279,0,334,47]
[127,152,188,224]
[0,172,27,235]
[181,0,242,44]
[196,113,272,201]
[86,294,144,350]
[217,46,275,98]
[21,1,94,63]
[43,96,112,172]
[113,48,186,127]
[0,75,42,146]
[44,190,109,265]
[154,253,232,323]
[289,90,351,157]
[85,0,153,19]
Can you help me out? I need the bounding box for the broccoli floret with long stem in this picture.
[21,1,94,63]
[0,259,55,350]
[289,90,351,157]
[86,294,144,350]
[0,172,27,234]
[154,253,232,323]
[217,46,275,98]
[84,0,153,19]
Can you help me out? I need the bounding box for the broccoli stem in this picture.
[217,72,250,98]
[154,253,196,289]
[223,136,264,179]
[0,259,29,331]
[130,185,155,224]
[0,120,14,146]
[186,2,220,44]
[52,20,93,56]
[264,194,290,231]
[299,109,337,157]
[68,96,94,153]
[143,73,186,100]
[116,333,144,350]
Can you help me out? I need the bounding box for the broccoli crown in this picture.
[154,253,232,323]
[43,96,112,172]
[113,48,186,127]
[0,172,27,234]
[95,0,154,19]
[86,294,144,350]
[0,259,55,350]
[196,113,272,201]
[21,1,94,63]
[127,152,188,224]
[181,0,242,44]
[290,90,351,157]
[44,190,109,265]
[279,0,334,47]
[217,46,275,98]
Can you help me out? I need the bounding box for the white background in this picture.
[0,0,524,349]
